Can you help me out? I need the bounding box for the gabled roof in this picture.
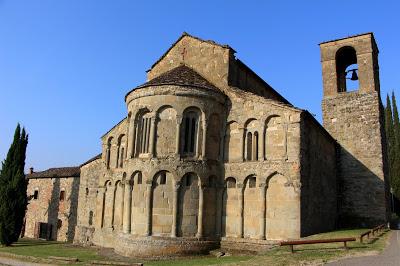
[126,65,221,99]
[80,153,102,167]
[148,32,235,71]
[27,167,80,179]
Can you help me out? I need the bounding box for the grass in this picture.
[0,239,104,264]
[0,229,391,266]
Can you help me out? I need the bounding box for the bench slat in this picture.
[280,237,356,246]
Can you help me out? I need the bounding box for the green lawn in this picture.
[0,229,390,266]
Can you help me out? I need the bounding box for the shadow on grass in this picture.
[10,239,63,247]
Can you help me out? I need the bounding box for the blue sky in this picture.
[1,1,399,171]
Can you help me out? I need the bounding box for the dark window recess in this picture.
[59,190,65,201]
[89,211,94,226]
[160,173,167,185]
[186,175,192,187]
[248,177,256,188]
[33,190,39,200]
[227,178,236,188]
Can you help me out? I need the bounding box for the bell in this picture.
[350,69,358,81]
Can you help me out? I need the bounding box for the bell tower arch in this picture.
[320,33,388,227]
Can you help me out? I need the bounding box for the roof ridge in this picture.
[148,32,235,71]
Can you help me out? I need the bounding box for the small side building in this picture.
[24,167,80,242]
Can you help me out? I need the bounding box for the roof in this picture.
[319,32,374,45]
[80,153,102,167]
[27,167,80,179]
[126,65,220,98]
[101,117,127,139]
[148,32,234,71]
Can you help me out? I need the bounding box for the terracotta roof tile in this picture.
[134,65,220,92]
[27,167,80,179]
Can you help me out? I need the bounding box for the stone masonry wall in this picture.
[300,113,337,236]
[74,159,105,245]
[25,176,80,242]
[322,91,387,226]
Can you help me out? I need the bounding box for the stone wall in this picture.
[25,176,79,242]
[322,91,387,226]
[300,113,337,236]
[74,159,104,245]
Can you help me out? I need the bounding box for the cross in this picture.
[181,47,186,62]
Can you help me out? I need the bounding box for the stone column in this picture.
[145,182,153,236]
[261,128,265,161]
[149,114,157,157]
[258,183,267,240]
[239,127,246,162]
[171,182,180,237]
[129,116,136,158]
[215,186,223,238]
[237,183,244,238]
[175,115,182,156]
[201,118,208,160]
[95,187,106,228]
[110,184,117,229]
[122,181,132,233]
[196,185,205,238]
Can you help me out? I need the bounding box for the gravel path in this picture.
[327,230,399,266]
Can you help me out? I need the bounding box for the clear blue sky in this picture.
[1,1,399,171]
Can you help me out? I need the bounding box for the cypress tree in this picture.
[385,95,397,199]
[392,93,400,198]
[0,124,29,246]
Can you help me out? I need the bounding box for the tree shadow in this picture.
[66,177,80,242]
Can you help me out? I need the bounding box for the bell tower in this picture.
[320,33,388,227]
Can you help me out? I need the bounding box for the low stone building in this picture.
[25,32,389,255]
[24,167,80,242]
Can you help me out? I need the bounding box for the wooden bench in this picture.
[280,237,356,253]
[359,230,372,243]
[360,224,386,243]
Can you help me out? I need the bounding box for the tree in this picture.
[385,95,396,193]
[391,93,400,199]
[0,124,28,246]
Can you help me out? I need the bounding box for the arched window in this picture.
[116,135,126,168]
[246,132,252,161]
[106,137,113,169]
[336,46,358,92]
[247,176,256,188]
[85,188,89,197]
[226,177,236,188]
[136,112,152,155]
[245,119,261,161]
[88,211,93,226]
[160,172,167,185]
[181,109,200,156]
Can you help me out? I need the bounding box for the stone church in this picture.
[25,32,388,256]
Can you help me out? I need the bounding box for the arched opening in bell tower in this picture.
[336,46,359,92]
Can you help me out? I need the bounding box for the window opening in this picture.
[33,190,39,200]
[59,190,65,201]
[160,172,167,185]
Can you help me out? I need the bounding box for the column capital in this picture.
[176,115,183,124]
[259,183,267,189]
[173,182,181,191]
[97,187,106,194]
